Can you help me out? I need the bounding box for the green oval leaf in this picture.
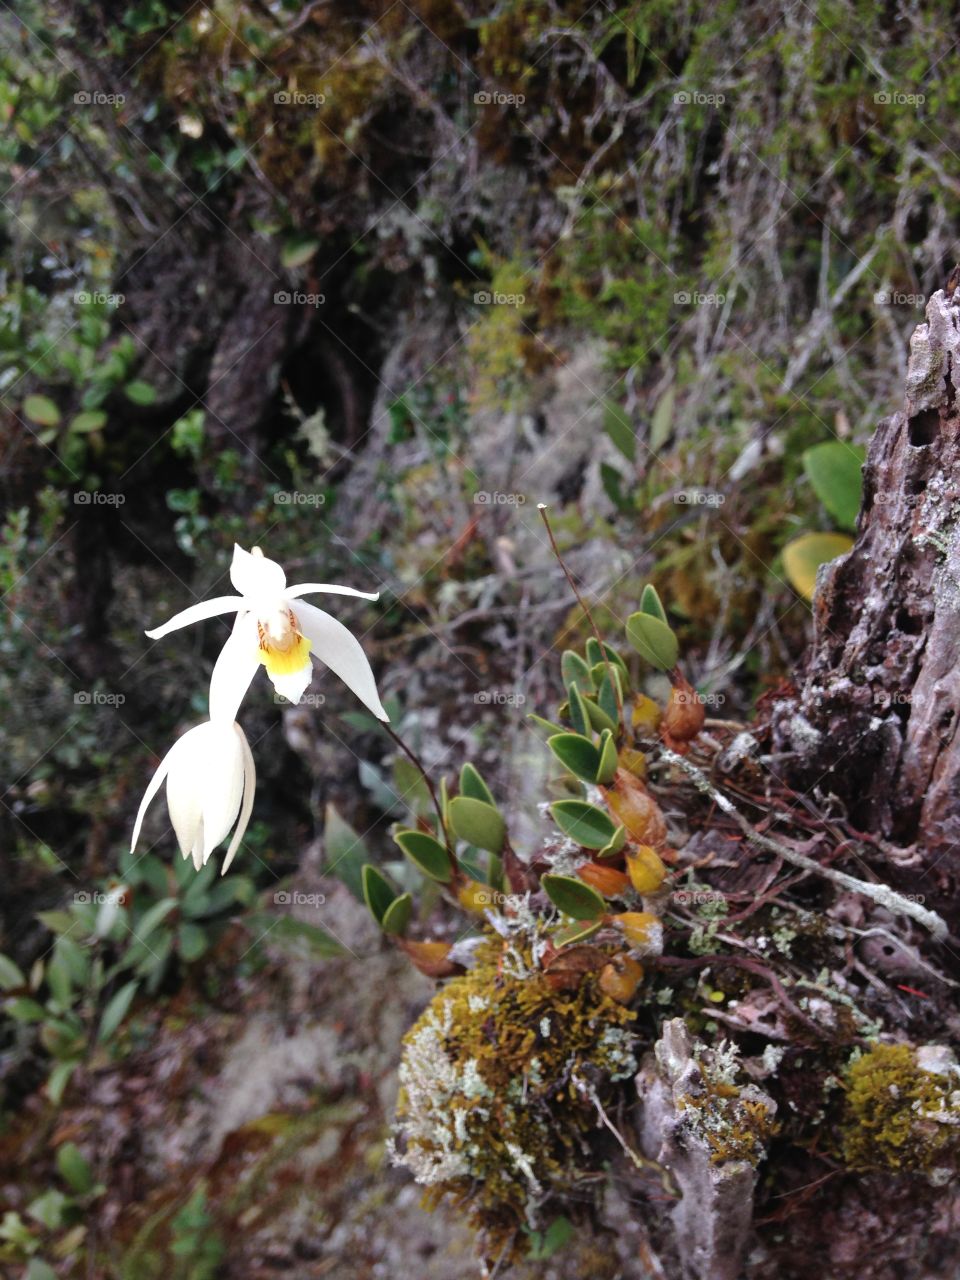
[550,799,617,848]
[603,397,635,462]
[541,873,607,920]
[639,583,668,623]
[527,712,566,736]
[281,235,320,268]
[584,638,628,675]
[583,695,618,735]
[98,979,139,1042]
[0,953,26,990]
[70,410,107,434]
[395,829,453,883]
[362,864,395,924]
[566,681,591,735]
[561,650,594,690]
[448,796,506,853]
[547,732,601,782]
[23,394,61,427]
[459,762,495,806]
[552,918,604,946]
[381,892,414,936]
[625,611,679,670]
[56,1142,93,1194]
[782,532,853,601]
[803,442,865,533]
[124,380,157,405]
[595,728,618,784]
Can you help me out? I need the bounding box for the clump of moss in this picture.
[676,1041,778,1166]
[391,932,640,1260]
[840,1043,960,1174]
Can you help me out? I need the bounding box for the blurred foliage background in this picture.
[1,0,958,1275]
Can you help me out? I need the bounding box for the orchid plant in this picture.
[132,545,387,873]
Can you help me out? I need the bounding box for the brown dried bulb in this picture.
[661,674,705,752]
[604,770,667,847]
[599,954,644,1004]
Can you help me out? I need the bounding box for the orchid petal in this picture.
[221,726,256,875]
[145,596,243,641]
[230,544,285,600]
[293,600,389,721]
[131,742,177,853]
[286,581,381,603]
[165,722,244,861]
[209,614,261,724]
[269,663,314,704]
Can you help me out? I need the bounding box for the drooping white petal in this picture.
[165,721,244,863]
[209,613,261,723]
[221,726,256,875]
[269,662,314,704]
[131,740,178,853]
[286,581,381,602]
[293,600,389,721]
[144,596,244,640]
[230,544,286,600]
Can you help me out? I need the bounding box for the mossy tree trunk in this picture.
[772,284,960,928]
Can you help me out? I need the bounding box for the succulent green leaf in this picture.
[551,919,604,946]
[23,394,61,427]
[649,384,676,452]
[541,874,607,920]
[561,650,594,690]
[550,799,618,848]
[459,762,495,806]
[395,829,454,883]
[603,397,635,462]
[625,611,679,670]
[527,712,566,736]
[596,728,619,784]
[583,694,618,735]
[362,864,395,924]
[598,825,628,859]
[124,380,157,405]
[547,732,601,782]
[98,979,139,1042]
[324,803,369,900]
[639,583,668,622]
[381,892,414,936]
[803,441,865,533]
[566,681,591,735]
[584,638,628,675]
[70,410,107,434]
[448,796,506,853]
[56,1142,93,1195]
[0,953,26,990]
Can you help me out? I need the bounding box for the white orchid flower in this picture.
[131,720,255,874]
[145,544,389,720]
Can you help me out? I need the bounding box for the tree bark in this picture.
[772,284,960,920]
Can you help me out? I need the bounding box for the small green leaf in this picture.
[0,953,26,990]
[124,380,157,405]
[527,713,566,736]
[177,922,208,962]
[248,913,344,957]
[362,864,395,924]
[626,611,679,670]
[6,996,45,1023]
[448,796,506,853]
[381,893,414,936]
[649,384,676,452]
[27,1189,67,1231]
[281,235,320,268]
[459,762,495,806]
[47,1060,77,1106]
[547,733,601,782]
[134,897,177,942]
[550,799,617,848]
[36,910,75,935]
[541,874,607,920]
[603,398,635,462]
[56,1142,93,1194]
[561,650,594,690]
[596,728,618,784]
[782,532,853,601]
[583,694,618,735]
[395,829,453,883]
[23,394,61,427]
[324,804,368,901]
[596,666,622,722]
[639,583,668,623]
[98,980,139,1042]
[803,441,865,533]
[552,919,604,946]
[566,681,591,735]
[584,638,628,675]
[598,825,628,859]
[70,410,107,434]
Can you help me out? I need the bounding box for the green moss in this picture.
[841,1043,960,1173]
[392,932,639,1260]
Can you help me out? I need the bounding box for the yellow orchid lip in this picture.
[257,611,312,675]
